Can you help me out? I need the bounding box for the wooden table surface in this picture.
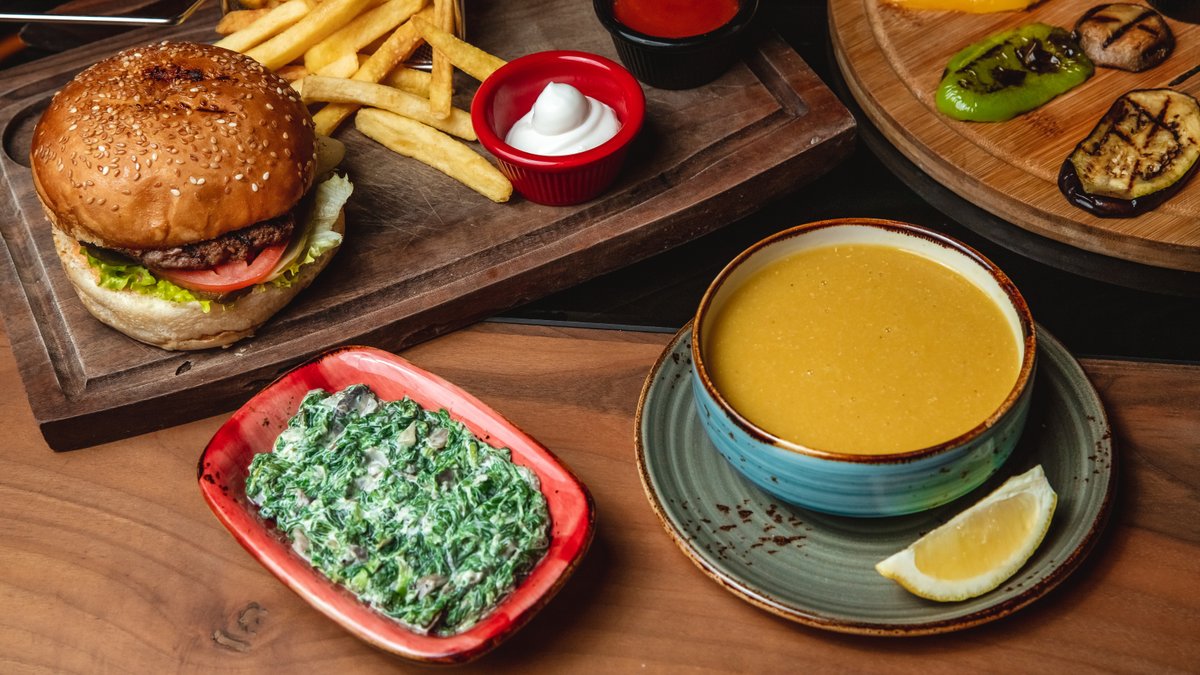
[2,320,1198,672]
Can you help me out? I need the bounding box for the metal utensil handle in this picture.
[0,0,208,26]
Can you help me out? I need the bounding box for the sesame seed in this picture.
[170,188,180,197]
[196,178,205,185]
[100,165,109,175]
[251,183,259,192]
[262,172,269,181]
[234,173,243,180]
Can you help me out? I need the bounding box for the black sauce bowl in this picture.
[593,0,759,90]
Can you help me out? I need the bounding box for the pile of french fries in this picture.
[216,0,512,203]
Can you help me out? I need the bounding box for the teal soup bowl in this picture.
[690,219,1037,517]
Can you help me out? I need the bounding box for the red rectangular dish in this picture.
[197,346,594,664]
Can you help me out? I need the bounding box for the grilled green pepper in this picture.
[937,23,1094,122]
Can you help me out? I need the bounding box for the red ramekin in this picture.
[471,50,645,206]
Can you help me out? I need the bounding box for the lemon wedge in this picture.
[875,465,1057,602]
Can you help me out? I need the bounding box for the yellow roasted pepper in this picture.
[886,0,1038,13]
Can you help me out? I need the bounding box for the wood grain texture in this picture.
[0,321,1197,672]
[0,0,855,451]
[830,0,1200,273]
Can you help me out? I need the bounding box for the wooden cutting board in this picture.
[0,2,854,451]
[830,0,1200,273]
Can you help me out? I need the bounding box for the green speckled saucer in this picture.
[634,323,1115,636]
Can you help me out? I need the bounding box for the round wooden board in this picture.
[830,0,1200,273]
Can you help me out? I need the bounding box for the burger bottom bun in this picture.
[52,213,344,351]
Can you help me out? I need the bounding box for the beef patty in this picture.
[117,212,295,270]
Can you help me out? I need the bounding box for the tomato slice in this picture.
[154,242,288,294]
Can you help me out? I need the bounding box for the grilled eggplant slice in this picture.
[1060,88,1200,217]
[1074,4,1174,72]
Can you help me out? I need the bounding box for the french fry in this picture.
[216,8,270,35]
[356,108,511,202]
[315,51,360,77]
[413,15,506,82]
[362,33,389,53]
[311,6,433,136]
[382,66,431,97]
[428,0,453,120]
[246,0,376,72]
[215,0,312,54]
[303,0,425,74]
[302,76,475,139]
[276,64,310,82]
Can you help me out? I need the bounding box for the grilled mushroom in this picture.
[1059,88,1200,217]
[1074,4,1174,72]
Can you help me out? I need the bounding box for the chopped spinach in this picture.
[246,384,551,636]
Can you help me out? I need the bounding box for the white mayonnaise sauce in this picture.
[504,82,621,156]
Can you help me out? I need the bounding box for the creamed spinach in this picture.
[246,384,550,636]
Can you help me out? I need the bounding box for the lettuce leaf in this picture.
[80,173,354,308]
[268,173,352,289]
[83,248,212,313]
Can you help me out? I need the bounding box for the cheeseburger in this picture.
[30,41,351,350]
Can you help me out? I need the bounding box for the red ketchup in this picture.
[612,0,739,39]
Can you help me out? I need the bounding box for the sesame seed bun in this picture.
[30,41,316,250]
[51,214,344,351]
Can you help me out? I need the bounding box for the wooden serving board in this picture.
[830,0,1200,273]
[0,2,854,451]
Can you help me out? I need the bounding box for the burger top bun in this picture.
[30,41,316,250]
